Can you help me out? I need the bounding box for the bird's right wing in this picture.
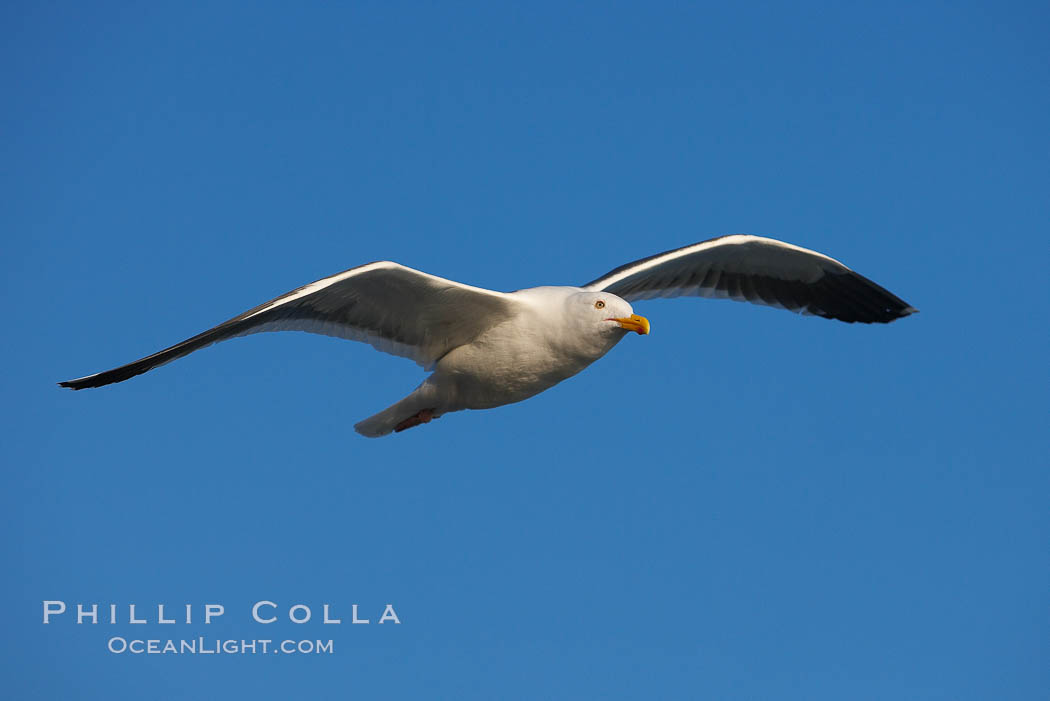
[60,262,518,390]
[583,235,916,324]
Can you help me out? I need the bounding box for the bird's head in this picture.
[572,291,650,337]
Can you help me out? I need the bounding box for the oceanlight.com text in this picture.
[107,637,334,655]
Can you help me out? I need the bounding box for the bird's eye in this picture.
[595,300,605,309]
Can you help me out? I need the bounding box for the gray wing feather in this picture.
[583,235,916,324]
[60,262,516,389]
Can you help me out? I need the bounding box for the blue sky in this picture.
[4,2,1047,698]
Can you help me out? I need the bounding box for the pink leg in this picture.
[394,408,436,433]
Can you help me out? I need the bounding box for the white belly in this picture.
[433,317,620,410]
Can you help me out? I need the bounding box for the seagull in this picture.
[59,235,916,436]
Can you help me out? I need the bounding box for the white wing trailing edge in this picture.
[583,235,917,323]
[59,262,518,390]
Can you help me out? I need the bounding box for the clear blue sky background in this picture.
[4,2,1047,699]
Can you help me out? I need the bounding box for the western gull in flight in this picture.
[59,235,916,436]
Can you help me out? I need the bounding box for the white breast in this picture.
[431,287,623,410]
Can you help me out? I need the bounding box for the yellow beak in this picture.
[611,314,650,335]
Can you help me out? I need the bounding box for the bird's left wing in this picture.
[583,235,916,324]
[60,261,518,390]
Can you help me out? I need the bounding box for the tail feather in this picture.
[354,383,440,438]
[354,405,408,438]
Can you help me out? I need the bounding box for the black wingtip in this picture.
[56,367,142,390]
[862,305,917,324]
[879,303,918,323]
[816,271,918,324]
